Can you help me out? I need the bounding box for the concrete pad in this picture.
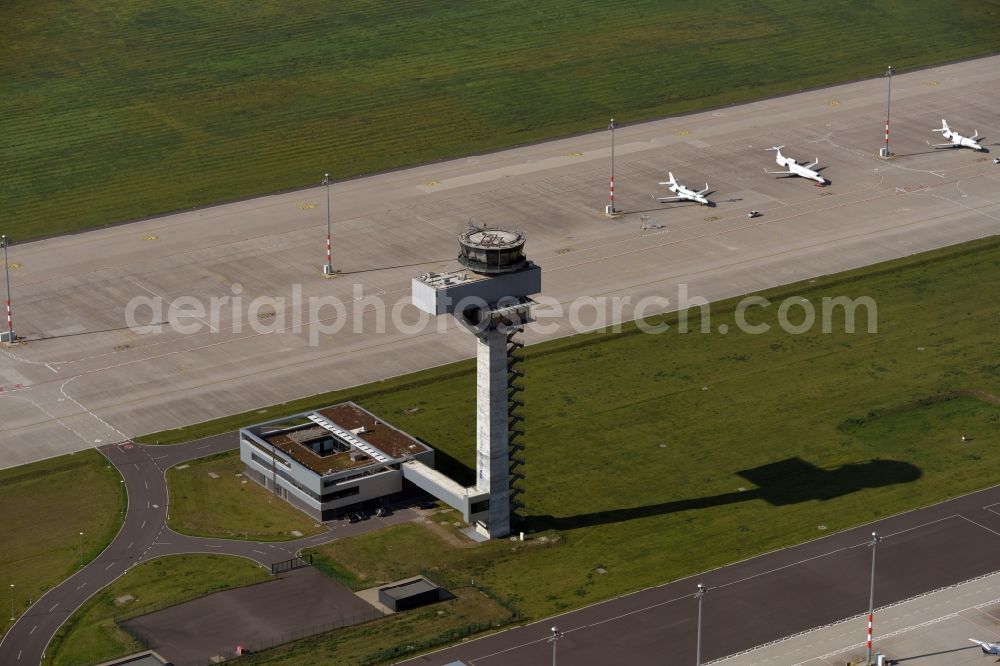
[124,567,379,664]
[2,56,999,469]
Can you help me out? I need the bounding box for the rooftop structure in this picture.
[240,402,433,520]
[458,227,527,274]
[254,403,428,476]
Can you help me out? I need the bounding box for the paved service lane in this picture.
[402,485,1000,665]
[0,435,407,665]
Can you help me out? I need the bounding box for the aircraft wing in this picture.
[970,638,1000,654]
[804,158,819,170]
[697,184,710,195]
[764,169,795,175]
[654,195,684,202]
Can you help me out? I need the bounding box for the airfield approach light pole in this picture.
[1,235,14,343]
[880,66,895,158]
[695,583,706,666]
[9,584,14,622]
[120,479,125,516]
[79,531,84,568]
[549,625,563,666]
[866,530,882,665]
[322,173,335,276]
[607,118,619,216]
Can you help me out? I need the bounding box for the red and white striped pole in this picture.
[881,66,894,158]
[322,173,335,276]
[607,118,618,215]
[1,234,13,343]
[866,612,873,652]
[865,530,882,664]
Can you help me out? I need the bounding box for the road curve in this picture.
[0,434,400,665]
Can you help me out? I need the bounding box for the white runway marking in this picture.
[959,515,1000,538]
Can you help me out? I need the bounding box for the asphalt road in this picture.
[402,484,1000,665]
[0,435,410,665]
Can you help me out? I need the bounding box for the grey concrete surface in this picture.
[124,567,380,665]
[1,56,998,469]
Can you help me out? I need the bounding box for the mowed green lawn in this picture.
[0,450,122,639]
[140,237,1000,631]
[343,239,1000,617]
[2,0,999,239]
[166,450,325,540]
[47,554,268,666]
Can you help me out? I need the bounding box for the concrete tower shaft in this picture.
[410,226,540,539]
[476,326,512,537]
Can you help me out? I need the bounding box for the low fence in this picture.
[271,553,313,575]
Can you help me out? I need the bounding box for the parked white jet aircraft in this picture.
[970,638,1000,655]
[654,172,712,206]
[764,146,827,185]
[930,119,985,151]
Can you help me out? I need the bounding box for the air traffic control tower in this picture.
[411,227,541,538]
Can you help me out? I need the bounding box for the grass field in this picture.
[136,235,1000,649]
[0,450,122,639]
[241,584,512,666]
[46,554,269,666]
[166,450,325,541]
[2,1,999,240]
